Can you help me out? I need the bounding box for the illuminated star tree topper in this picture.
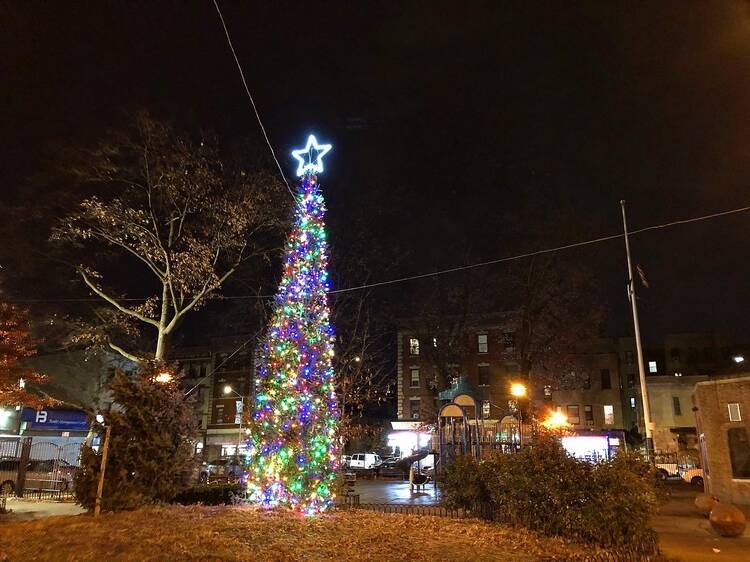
[246,134,339,515]
[291,134,332,177]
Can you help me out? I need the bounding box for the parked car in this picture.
[0,458,76,495]
[377,458,407,479]
[198,457,244,485]
[654,454,679,480]
[348,453,381,470]
[679,467,704,487]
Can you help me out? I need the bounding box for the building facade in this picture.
[693,375,750,505]
[172,336,255,461]
[396,321,521,424]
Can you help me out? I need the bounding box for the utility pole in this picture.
[620,200,654,461]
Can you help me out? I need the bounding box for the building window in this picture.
[432,337,438,348]
[482,401,490,419]
[567,405,580,425]
[603,405,614,425]
[213,404,225,424]
[410,368,420,388]
[584,405,594,425]
[477,334,488,354]
[672,396,682,416]
[728,428,750,478]
[582,374,591,390]
[630,397,637,409]
[409,398,421,419]
[600,369,611,390]
[728,403,742,422]
[627,373,636,388]
[478,365,490,386]
[409,338,420,356]
[544,385,552,397]
[648,361,657,373]
[625,351,634,365]
[503,332,515,350]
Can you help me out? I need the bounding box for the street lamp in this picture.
[155,372,173,384]
[510,383,527,398]
[542,410,569,430]
[223,385,245,455]
[509,382,528,447]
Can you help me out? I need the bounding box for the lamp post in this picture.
[223,385,245,456]
[510,382,528,447]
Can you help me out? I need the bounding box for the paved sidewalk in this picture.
[355,479,440,505]
[653,482,750,562]
[0,498,85,521]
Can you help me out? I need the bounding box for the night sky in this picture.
[3,1,750,342]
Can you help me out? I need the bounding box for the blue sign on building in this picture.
[21,408,89,432]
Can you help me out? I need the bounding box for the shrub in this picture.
[442,454,489,509]
[174,484,242,506]
[442,436,661,550]
[75,365,199,511]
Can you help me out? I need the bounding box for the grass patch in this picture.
[0,504,597,561]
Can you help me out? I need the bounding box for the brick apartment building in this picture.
[395,323,745,454]
[693,373,750,506]
[172,336,255,460]
[396,318,522,423]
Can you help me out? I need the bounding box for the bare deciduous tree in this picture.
[52,113,285,362]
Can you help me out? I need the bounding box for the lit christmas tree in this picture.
[247,135,339,515]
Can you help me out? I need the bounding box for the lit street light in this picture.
[223,385,245,455]
[155,372,173,384]
[542,410,569,430]
[510,382,528,447]
[510,382,527,398]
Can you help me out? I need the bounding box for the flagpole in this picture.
[620,200,654,461]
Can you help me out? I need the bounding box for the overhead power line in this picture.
[212,0,295,201]
[7,203,750,304]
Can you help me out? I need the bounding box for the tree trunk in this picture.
[154,283,170,361]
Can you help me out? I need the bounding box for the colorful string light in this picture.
[246,158,339,515]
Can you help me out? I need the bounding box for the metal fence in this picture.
[0,437,81,500]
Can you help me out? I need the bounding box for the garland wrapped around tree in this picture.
[247,137,338,515]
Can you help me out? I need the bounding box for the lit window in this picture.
[584,405,594,425]
[648,361,657,373]
[544,385,552,397]
[409,398,421,420]
[567,405,580,425]
[630,397,636,409]
[728,403,742,422]
[672,396,682,416]
[409,338,420,355]
[482,401,490,419]
[410,368,420,388]
[477,334,488,353]
[603,405,614,425]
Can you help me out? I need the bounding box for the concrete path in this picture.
[654,482,750,562]
[355,478,440,505]
[0,498,85,521]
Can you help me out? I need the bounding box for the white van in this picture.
[349,453,381,470]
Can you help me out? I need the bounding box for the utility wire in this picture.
[6,203,750,304]
[212,0,295,201]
